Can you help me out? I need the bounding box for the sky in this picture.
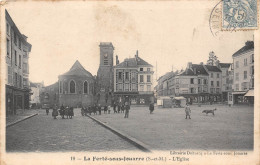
[4,0,254,86]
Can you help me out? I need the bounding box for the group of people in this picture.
[81,102,131,118]
[48,104,74,119]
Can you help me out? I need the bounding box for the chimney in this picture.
[187,62,192,69]
[135,50,139,58]
[116,55,119,65]
[200,62,203,65]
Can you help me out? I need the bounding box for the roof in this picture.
[233,41,254,57]
[191,64,209,75]
[30,82,37,88]
[115,55,152,68]
[219,63,231,68]
[178,68,195,76]
[204,65,222,72]
[61,60,93,77]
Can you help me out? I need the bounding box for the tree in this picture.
[207,51,218,66]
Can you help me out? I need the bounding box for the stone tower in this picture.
[97,42,114,93]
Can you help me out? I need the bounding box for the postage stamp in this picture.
[222,0,258,30]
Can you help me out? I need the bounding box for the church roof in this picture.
[61,60,93,77]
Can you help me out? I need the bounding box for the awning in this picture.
[232,91,246,95]
[244,89,254,97]
[174,96,186,100]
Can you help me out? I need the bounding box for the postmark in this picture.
[222,0,258,30]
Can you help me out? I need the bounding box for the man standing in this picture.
[124,102,130,118]
[185,103,191,119]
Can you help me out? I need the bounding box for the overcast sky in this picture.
[5,1,253,86]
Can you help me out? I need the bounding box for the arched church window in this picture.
[69,80,76,94]
[83,81,88,94]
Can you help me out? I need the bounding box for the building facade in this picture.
[5,10,32,115]
[113,51,154,105]
[30,81,44,108]
[230,41,254,105]
[217,62,231,102]
[58,61,95,107]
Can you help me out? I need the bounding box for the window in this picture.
[118,72,122,80]
[244,71,247,79]
[147,75,151,82]
[198,79,201,84]
[216,88,220,93]
[14,33,17,45]
[15,72,18,87]
[250,54,254,63]
[235,73,239,81]
[211,73,213,78]
[84,81,88,94]
[15,51,17,66]
[69,80,76,93]
[117,84,123,91]
[244,58,247,66]
[140,68,143,71]
[6,39,10,57]
[19,38,21,49]
[125,84,129,91]
[235,84,239,91]
[235,61,239,68]
[217,81,219,87]
[140,75,144,83]
[19,55,21,68]
[190,88,195,93]
[211,81,214,86]
[217,73,219,78]
[8,66,12,84]
[140,85,144,91]
[19,75,22,88]
[250,66,254,75]
[6,23,10,35]
[203,79,207,84]
[147,68,150,72]
[176,79,179,84]
[147,85,151,91]
[198,87,201,92]
[190,78,194,84]
[59,81,63,94]
[125,72,129,80]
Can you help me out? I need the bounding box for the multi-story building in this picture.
[30,81,44,108]
[203,64,222,102]
[216,62,231,102]
[5,10,32,115]
[230,41,254,105]
[175,63,209,104]
[113,51,154,105]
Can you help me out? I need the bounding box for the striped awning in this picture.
[244,90,254,97]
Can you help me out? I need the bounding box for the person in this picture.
[98,104,102,115]
[104,105,108,114]
[46,108,49,115]
[149,103,154,114]
[60,104,65,119]
[52,105,58,119]
[113,103,117,113]
[108,105,111,114]
[117,103,121,113]
[185,103,191,119]
[124,102,130,118]
[121,104,125,113]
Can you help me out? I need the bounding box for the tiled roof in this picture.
[178,68,195,76]
[61,60,93,77]
[191,64,209,75]
[233,41,254,57]
[204,65,222,72]
[115,55,152,68]
[219,63,231,68]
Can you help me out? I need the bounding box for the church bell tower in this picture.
[97,42,114,93]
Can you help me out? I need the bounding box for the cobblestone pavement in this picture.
[93,104,254,150]
[6,109,138,152]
